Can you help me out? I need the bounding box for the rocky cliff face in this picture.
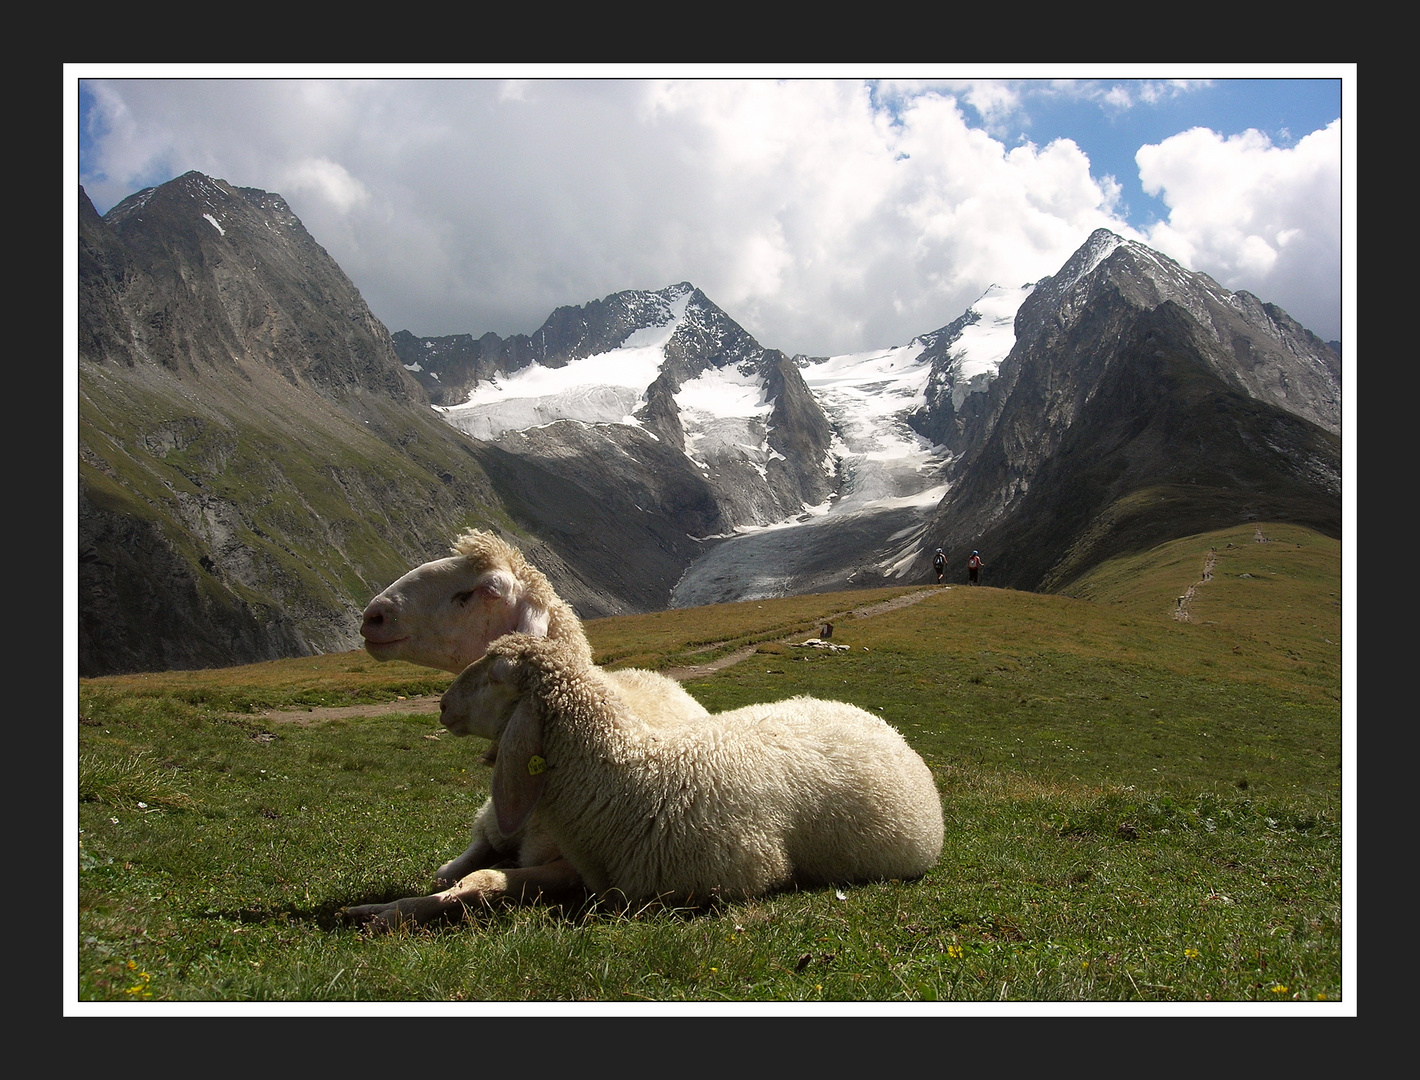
[1008,231,1340,436]
[90,172,419,403]
[761,349,835,509]
[918,230,1341,592]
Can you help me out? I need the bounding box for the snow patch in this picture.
[438,343,667,440]
[436,289,698,442]
[675,364,776,468]
[676,363,773,419]
[954,284,1031,382]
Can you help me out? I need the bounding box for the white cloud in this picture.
[1138,119,1341,339]
[957,80,1022,128]
[279,158,370,214]
[1135,79,1209,107]
[81,81,181,204]
[77,77,1341,354]
[630,83,1131,352]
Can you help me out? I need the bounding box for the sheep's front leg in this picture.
[433,799,522,886]
[343,858,587,931]
[434,836,508,887]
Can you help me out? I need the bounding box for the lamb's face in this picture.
[361,557,545,673]
[440,651,524,739]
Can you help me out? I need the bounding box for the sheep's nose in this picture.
[360,598,394,639]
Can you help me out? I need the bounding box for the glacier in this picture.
[430,281,1032,605]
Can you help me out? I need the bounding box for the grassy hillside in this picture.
[78,354,522,675]
[73,523,1346,1006]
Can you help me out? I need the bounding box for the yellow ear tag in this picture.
[527,755,546,776]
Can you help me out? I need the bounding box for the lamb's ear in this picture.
[490,696,547,838]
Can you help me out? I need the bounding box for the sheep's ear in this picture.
[490,696,546,838]
[512,595,550,638]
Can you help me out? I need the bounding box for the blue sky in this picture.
[72,69,1350,355]
[957,78,1343,231]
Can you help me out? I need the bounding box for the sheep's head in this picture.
[439,644,528,740]
[360,531,560,673]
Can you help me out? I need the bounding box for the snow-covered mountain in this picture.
[399,277,1037,605]
[410,279,1024,577]
[405,224,1340,606]
[413,226,1342,606]
[438,285,783,481]
[78,171,1342,673]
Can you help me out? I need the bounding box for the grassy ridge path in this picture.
[658,587,939,681]
[253,587,943,725]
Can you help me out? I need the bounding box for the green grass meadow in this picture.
[71,522,1350,1010]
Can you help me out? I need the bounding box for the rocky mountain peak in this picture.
[1010,229,1340,436]
[917,229,1341,593]
[84,171,420,406]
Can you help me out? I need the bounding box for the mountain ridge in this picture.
[914,231,1341,592]
[76,173,1342,675]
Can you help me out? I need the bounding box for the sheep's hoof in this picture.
[339,902,411,932]
[341,894,462,932]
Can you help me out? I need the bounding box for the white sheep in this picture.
[429,632,944,910]
[351,529,706,907]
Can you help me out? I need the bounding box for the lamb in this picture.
[350,529,706,909]
[430,632,944,909]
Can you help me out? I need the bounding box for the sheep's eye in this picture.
[453,590,475,606]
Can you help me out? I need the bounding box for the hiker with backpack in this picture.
[932,548,946,584]
[968,550,983,585]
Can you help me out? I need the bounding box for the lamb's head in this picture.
[438,641,528,740]
[440,633,579,838]
[360,530,562,673]
[438,632,578,735]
